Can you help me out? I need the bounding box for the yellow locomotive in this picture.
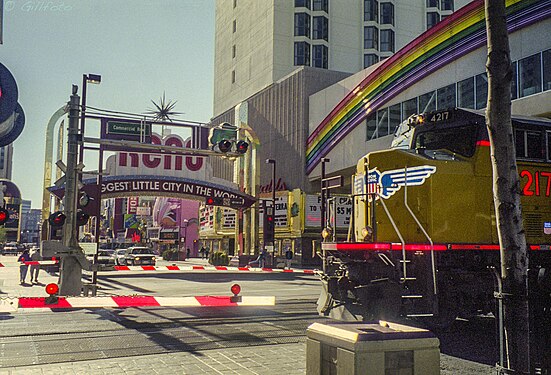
[318,108,551,326]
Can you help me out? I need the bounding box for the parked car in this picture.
[87,249,115,266]
[112,249,127,265]
[2,244,19,255]
[122,247,156,266]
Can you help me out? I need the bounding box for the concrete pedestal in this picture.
[306,320,440,375]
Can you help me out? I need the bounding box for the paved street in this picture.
[0,255,496,374]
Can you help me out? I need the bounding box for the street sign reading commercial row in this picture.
[106,121,151,138]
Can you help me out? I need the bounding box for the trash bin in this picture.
[306,320,440,375]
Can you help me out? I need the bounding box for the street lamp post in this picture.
[79,74,101,163]
[265,159,276,210]
[321,158,330,231]
[265,159,276,265]
[80,73,102,285]
[182,219,189,259]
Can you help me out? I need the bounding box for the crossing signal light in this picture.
[215,139,232,153]
[0,207,9,225]
[48,211,66,228]
[44,283,59,305]
[76,209,90,226]
[235,140,249,154]
[263,204,275,243]
[205,196,224,205]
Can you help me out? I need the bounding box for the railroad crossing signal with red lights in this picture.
[0,207,9,225]
[48,211,66,227]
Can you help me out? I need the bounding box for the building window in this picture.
[389,104,401,134]
[233,19,236,33]
[419,91,436,112]
[380,3,394,25]
[426,0,439,8]
[295,13,311,37]
[313,16,329,41]
[380,29,394,52]
[543,49,551,91]
[364,54,379,68]
[364,0,378,22]
[458,77,475,109]
[511,61,518,100]
[294,41,310,66]
[313,45,328,68]
[366,113,377,141]
[519,53,542,97]
[313,0,328,12]
[475,73,488,109]
[427,12,440,29]
[441,0,453,11]
[377,108,390,137]
[295,0,310,9]
[364,26,378,50]
[232,45,236,59]
[231,70,236,84]
[437,83,456,109]
[402,98,418,120]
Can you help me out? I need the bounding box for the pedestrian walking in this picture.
[285,248,293,270]
[30,247,41,284]
[200,246,206,259]
[186,248,191,260]
[259,248,267,268]
[17,249,31,285]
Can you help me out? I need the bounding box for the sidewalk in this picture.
[0,255,60,298]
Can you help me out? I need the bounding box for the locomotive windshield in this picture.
[414,124,477,157]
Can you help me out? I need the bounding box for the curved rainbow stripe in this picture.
[306,0,551,174]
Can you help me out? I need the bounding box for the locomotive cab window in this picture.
[515,128,544,161]
[414,124,476,157]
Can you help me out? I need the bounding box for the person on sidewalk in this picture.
[284,248,293,270]
[30,248,41,284]
[17,249,31,285]
[259,248,267,268]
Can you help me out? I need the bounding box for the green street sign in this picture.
[107,121,151,137]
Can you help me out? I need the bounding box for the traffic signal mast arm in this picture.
[83,137,248,158]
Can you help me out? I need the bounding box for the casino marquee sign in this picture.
[50,175,256,209]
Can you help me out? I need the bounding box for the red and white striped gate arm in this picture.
[0,260,59,267]
[112,265,316,274]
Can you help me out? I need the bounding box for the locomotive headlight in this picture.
[361,226,374,242]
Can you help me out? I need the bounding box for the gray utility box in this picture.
[306,321,440,375]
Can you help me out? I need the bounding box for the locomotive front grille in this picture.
[524,213,542,238]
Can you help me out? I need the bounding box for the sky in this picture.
[0,0,215,208]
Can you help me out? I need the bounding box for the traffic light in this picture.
[0,63,25,147]
[263,203,275,243]
[48,211,66,228]
[0,207,9,225]
[214,139,232,153]
[205,196,224,206]
[235,140,249,154]
[209,123,237,154]
[76,210,90,226]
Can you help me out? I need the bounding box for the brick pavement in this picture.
[0,255,495,374]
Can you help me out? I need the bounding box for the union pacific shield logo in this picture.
[367,165,436,199]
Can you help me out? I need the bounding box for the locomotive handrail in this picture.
[376,193,407,280]
[403,168,438,295]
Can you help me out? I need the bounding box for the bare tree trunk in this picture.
[484,1,530,373]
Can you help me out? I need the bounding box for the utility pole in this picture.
[59,85,83,296]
